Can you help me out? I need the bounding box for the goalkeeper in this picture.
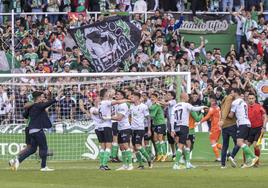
[149,92,168,162]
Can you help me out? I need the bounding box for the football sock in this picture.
[139,147,150,161]
[103,148,111,166]
[241,144,255,160]
[126,149,132,165]
[145,145,151,157]
[156,141,162,155]
[111,143,119,158]
[122,150,127,166]
[216,143,222,150]
[184,148,190,163]
[99,149,105,166]
[161,141,167,155]
[136,152,143,166]
[254,147,260,165]
[175,149,183,164]
[212,144,220,159]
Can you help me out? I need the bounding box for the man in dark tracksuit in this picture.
[9,91,62,171]
[219,93,240,168]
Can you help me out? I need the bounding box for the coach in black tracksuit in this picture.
[18,91,61,169]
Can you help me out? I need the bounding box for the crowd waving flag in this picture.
[69,16,141,72]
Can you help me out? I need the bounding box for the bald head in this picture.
[180,92,189,102]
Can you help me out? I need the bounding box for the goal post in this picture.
[0,72,191,160]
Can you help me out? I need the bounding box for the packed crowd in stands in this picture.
[0,0,268,125]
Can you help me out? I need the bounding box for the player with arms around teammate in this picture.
[149,92,168,162]
[111,90,133,171]
[247,93,267,166]
[159,91,177,160]
[9,90,63,171]
[94,89,130,170]
[130,92,153,169]
[170,93,207,170]
[228,89,259,168]
[198,95,222,162]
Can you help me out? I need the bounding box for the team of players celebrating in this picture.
[90,87,267,171]
[8,85,267,171]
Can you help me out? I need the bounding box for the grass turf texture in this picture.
[1,160,268,188]
[1,133,268,188]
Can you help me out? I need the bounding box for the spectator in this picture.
[58,92,76,120]
[50,32,63,63]
[0,85,9,124]
[47,0,61,24]
[134,0,147,12]
[27,0,47,21]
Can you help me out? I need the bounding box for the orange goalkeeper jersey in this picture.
[200,106,221,132]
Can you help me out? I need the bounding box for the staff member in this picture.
[219,89,240,168]
[247,93,267,166]
[9,90,62,172]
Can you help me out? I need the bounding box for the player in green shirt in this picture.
[149,93,167,162]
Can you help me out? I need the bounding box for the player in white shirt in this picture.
[111,100,120,162]
[159,91,177,160]
[130,92,153,169]
[141,92,153,157]
[170,93,207,170]
[95,89,129,171]
[111,90,133,171]
[228,88,258,168]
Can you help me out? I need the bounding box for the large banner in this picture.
[179,14,230,34]
[178,14,235,56]
[69,16,141,72]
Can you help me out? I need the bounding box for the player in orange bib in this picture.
[198,95,222,161]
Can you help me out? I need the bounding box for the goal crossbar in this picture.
[0,72,191,93]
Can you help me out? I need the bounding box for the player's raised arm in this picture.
[188,103,207,112]
[24,102,34,109]
[111,99,131,105]
[200,108,213,123]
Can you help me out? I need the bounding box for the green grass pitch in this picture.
[1,133,268,188]
[1,160,268,188]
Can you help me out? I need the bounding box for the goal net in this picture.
[0,72,191,160]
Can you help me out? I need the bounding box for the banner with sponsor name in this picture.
[179,14,230,34]
[69,16,141,72]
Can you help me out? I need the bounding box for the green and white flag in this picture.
[69,16,141,72]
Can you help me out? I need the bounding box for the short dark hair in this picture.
[132,92,141,98]
[142,92,149,97]
[248,93,256,97]
[116,90,126,98]
[100,89,108,98]
[168,91,176,99]
[216,87,223,92]
[209,94,217,100]
[32,91,43,100]
[151,92,159,98]
[232,88,242,95]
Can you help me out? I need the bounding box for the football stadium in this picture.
[0,0,268,188]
